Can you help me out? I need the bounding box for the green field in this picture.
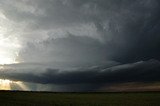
[0,91,160,106]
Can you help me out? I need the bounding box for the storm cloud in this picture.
[11,0,160,64]
[0,0,160,91]
[0,59,160,91]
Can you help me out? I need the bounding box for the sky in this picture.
[0,0,160,91]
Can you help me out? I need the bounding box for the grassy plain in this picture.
[0,91,160,106]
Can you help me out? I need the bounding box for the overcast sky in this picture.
[0,0,160,91]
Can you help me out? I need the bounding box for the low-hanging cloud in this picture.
[1,59,160,91]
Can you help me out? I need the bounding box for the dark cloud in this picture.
[4,0,159,64]
[1,59,160,91]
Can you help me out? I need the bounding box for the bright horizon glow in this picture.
[0,79,12,90]
[0,79,29,90]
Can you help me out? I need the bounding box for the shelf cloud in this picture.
[1,59,160,91]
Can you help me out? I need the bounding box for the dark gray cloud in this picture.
[4,0,158,64]
[1,59,160,91]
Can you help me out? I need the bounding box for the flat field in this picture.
[0,91,160,106]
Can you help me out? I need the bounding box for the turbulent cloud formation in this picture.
[1,59,160,91]
[0,0,160,64]
[0,0,160,91]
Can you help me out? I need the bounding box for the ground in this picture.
[0,91,160,106]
